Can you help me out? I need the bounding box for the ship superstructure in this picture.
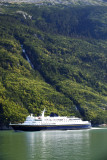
[10,109,91,131]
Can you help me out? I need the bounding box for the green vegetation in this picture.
[0,3,107,126]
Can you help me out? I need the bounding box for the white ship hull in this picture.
[10,109,91,131]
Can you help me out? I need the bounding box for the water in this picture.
[0,128,107,160]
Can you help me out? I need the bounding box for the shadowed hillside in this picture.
[0,3,107,126]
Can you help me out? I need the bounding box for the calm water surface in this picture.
[0,128,107,160]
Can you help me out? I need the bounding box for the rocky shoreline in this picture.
[0,126,12,130]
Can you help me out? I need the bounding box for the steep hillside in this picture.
[0,3,107,126]
[0,0,107,6]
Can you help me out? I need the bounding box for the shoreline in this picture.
[0,126,12,130]
[1,124,107,131]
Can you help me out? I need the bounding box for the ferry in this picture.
[10,109,91,131]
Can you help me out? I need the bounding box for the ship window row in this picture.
[44,119,80,120]
[44,119,66,121]
[41,119,81,122]
[26,120,34,121]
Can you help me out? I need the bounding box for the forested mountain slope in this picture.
[0,0,107,6]
[0,3,107,126]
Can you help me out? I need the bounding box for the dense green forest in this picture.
[0,3,107,127]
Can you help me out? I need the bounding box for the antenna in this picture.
[41,109,45,119]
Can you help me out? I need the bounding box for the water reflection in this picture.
[0,131,28,160]
[1,129,107,160]
[89,128,107,160]
[25,130,90,160]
